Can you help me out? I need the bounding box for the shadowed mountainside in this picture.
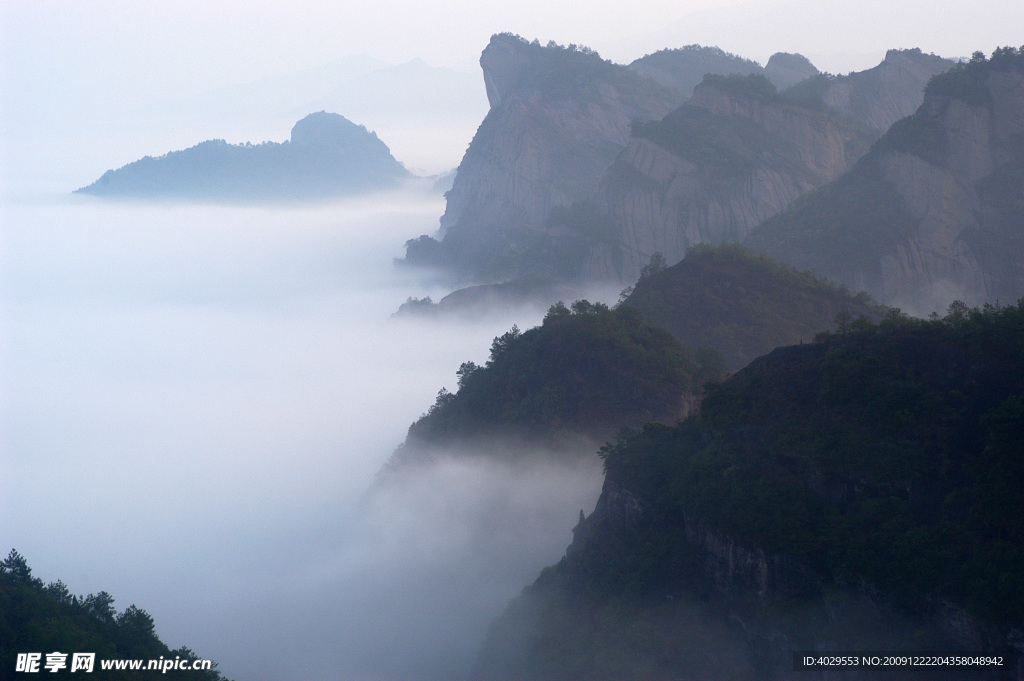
[1,551,229,680]
[621,244,887,371]
[472,301,1024,680]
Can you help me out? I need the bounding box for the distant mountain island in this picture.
[76,112,410,201]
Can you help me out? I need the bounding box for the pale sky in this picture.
[3,0,1021,112]
[1,0,1022,186]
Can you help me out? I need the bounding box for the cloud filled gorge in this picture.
[0,190,611,680]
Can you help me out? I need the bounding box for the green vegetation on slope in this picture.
[627,45,764,98]
[474,301,1024,680]
[1,551,227,680]
[605,302,1024,622]
[400,301,726,455]
[622,244,886,370]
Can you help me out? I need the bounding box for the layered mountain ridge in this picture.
[748,48,1024,315]
[402,37,954,294]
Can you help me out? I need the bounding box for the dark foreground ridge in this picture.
[472,301,1024,680]
[1,550,229,680]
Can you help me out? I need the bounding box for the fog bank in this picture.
[0,191,606,680]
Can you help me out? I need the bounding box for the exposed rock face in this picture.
[579,76,877,282]
[764,52,819,90]
[403,34,680,281]
[749,51,1024,314]
[403,37,806,283]
[403,40,953,288]
[813,48,955,131]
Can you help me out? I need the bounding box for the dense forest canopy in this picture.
[473,301,1024,680]
[398,301,726,456]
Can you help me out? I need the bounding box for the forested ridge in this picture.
[1,551,228,680]
[393,301,726,463]
[473,301,1024,680]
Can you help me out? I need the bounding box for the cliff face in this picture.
[749,50,1024,315]
[403,40,955,288]
[579,76,877,282]
[403,37,815,283]
[405,34,680,281]
[818,48,956,131]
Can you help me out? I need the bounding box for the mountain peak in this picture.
[479,33,544,108]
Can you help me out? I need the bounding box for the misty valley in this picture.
[2,27,1024,681]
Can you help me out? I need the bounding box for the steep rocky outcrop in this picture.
[401,34,680,281]
[402,39,954,289]
[764,52,820,91]
[402,37,812,283]
[748,48,1024,315]
[77,112,409,201]
[817,48,956,131]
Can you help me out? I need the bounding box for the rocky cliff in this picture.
[401,34,680,281]
[817,48,956,131]
[574,74,877,282]
[402,36,814,283]
[748,48,1024,315]
[402,39,955,289]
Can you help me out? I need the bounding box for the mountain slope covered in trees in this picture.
[621,245,887,370]
[472,301,1024,680]
[1,551,228,680]
[386,301,726,469]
